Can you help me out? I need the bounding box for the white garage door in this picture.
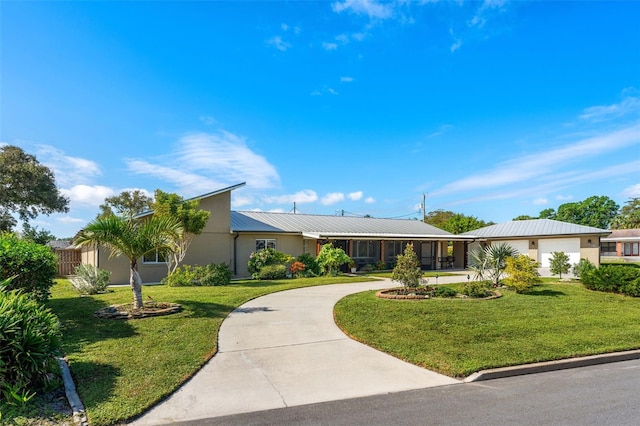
[498,240,530,256]
[538,238,580,267]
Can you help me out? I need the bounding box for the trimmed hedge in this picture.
[162,263,232,287]
[258,264,287,280]
[582,265,640,297]
[0,232,57,302]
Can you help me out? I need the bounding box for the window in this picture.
[352,240,380,261]
[624,242,639,256]
[143,250,166,264]
[384,241,409,263]
[256,239,276,251]
[600,242,617,256]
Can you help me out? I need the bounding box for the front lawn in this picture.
[366,271,459,279]
[45,276,376,426]
[334,281,640,378]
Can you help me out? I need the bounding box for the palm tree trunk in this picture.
[130,262,144,309]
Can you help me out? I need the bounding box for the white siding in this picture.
[538,238,580,267]
[497,239,530,255]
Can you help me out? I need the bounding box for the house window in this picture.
[256,239,276,251]
[384,241,409,264]
[600,242,617,256]
[624,242,639,256]
[352,240,380,262]
[143,250,166,264]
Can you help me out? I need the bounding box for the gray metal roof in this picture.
[602,228,640,241]
[231,211,472,240]
[462,219,610,239]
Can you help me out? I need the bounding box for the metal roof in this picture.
[231,211,473,241]
[602,228,640,242]
[462,219,610,239]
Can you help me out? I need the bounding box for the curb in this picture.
[57,357,89,426]
[464,349,640,382]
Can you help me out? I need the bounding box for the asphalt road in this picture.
[176,359,640,426]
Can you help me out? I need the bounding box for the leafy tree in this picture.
[424,210,493,234]
[74,215,182,309]
[554,196,619,229]
[549,251,571,278]
[611,198,640,229]
[316,243,351,276]
[391,243,423,293]
[469,242,519,286]
[21,223,56,245]
[513,215,537,221]
[98,190,153,219]
[151,190,210,274]
[0,145,69,231]
[424,210,455,229]
[504,255,541,293]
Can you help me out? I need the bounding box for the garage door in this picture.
[538,238,580,267]
[499,240,530,256]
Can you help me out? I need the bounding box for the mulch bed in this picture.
[94,301,183,319]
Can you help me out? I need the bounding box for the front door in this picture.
[421,242,436,270]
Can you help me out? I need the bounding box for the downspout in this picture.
[233,233,240,276]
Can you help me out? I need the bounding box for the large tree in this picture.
[424,210,492,234]
[0,145,69,231]
[610,198,640,229]
[555,196,619,229]
[150,190,210,274]
[98,190,153,219]
[74,215,182,309]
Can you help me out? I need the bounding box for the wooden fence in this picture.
[56,249,81,276]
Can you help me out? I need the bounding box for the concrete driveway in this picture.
[130,277,464,425]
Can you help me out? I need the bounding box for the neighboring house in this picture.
[601,229,640,262]
[47,240,81,276]
[462,219,610,268]
[80,182,476,284]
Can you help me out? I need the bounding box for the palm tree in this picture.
[74,215,182,309]
[469,242,518,286]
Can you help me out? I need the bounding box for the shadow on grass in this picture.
[47,296,137,355]
[68,360,119,409]
[526,289,566,297]
[173,300,235,319]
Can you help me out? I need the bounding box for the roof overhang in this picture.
[301,232,476,241]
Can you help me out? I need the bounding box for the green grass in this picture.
[334,281,640,378]
[365,271,458,279]
[45,275,376,426]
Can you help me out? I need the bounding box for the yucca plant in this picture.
[469,242,519,286]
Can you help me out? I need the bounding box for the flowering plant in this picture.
[289,261,306,277]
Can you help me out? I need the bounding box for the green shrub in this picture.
[248,248,294,279]
[504,255,541,293]
[434,286,457,298]
[0,281,61,404]
[375,260,387,270]
[391,244,422,292]
[163,263,232,286]
[296,253,321,277]
[0,232,57,302]
[572,258,596,280]
[549,251,571,278]
[582,265,640,296]
[462,280,491,298]
[258,264,287,280]
[69,264,111,295]
[316,243,351,276]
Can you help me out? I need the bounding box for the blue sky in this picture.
[2,0,639,238]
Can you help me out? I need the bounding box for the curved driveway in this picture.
[132,278,463,425]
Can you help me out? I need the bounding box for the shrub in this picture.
[69,264,111,295]
[462,280,491,298]
[0,279,61,404]
[572,258,596,280]
[296,253,321,277]
[391,244,423,293]
[289,261,306,278]
[248,248,294,279]
[434,286,457,298]
[0,232,57,302]
[375,260,387,271]
[582,265,640,296]
[163,263,232,286]
[504,255,541,293]
[258,264,287,280]
[549,251,571,278]
[316,243,351,276]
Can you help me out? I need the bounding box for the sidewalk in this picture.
[130,276,467,425]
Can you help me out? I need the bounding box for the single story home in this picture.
[600,229,640,262]
[462,219,610,267]
[80,183,476,284]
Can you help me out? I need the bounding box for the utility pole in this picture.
[293,202,296,214]
[422,193,427,222]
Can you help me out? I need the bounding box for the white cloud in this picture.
[533,198,548,205]
[281,23,288,31]
[555,195,574,201]
[365,196,375,203]
[231,195,254,208]
[36,145,102,188]
[340,76,354,83]
[199,115,217,126]
[61,185,114,207]
[321,192,345,205]
[322,42,338,50]
[622,183,640,198]
[311,87,339,96]
[264,190,319,204]
[327,88,338,95]
[57,216,86,224]
[580,96,640,122]
[332,0,394,20]
[268,208,285,213]
[427,124,453,138]
[348,191,363,201]
[266,36,291,51]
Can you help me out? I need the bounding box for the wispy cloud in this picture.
[266,36,291,52]
[127,130,280,196]
[61,185,114,207]
[427,124,453,138]
[57,216,86,224]
[469,0,508,29]
[322,42,338,51]
[555,195,573,201]
[311,87,339,96]
[348,191,363,200]
[622,183,640,198]
[36,145,101,188]
[533,198,548,205]
[199,115,217,126]
[264,190,319,204]
[579,95,640,122]
[340,76,354,83]
[332,0,394,20]
[365,196,375,203]
[321,192,345,205]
